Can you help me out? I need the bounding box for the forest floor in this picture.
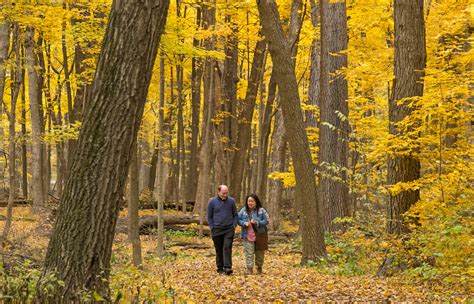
[1,206,471,303]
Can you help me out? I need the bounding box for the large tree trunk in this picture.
[229,38,266,205]
[128,143,143,268]
[256,0,326,261]
[25,26,46,212]
[37,1,169,300]
[387,0,426,234]
[318,0,350,231]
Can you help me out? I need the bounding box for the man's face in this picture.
[218,187,229,200]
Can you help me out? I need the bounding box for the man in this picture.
[207,185,238,275]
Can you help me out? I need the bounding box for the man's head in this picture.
[217,185,229,200]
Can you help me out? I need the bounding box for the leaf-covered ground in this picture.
[126,236,467,303]
[1,207,471,303]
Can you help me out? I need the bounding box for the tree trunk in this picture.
[128,143,143,268]
[186,7,203,203]
[177,63,186,210]
[0,18,9,200]
[387,0,425,234]
[267,108,286,231]
[318,0,350,231]
[194,2,216,222]
[148,138,158,192]
[155,56,166,256]
[230,38,266,205]
[256,0,326,262]
[220,13,239,186]
[25,26,46,212]
[1,23,20,246]
[138,140,151,193]
[38,38,51,199]
[21,54,28,199]
[37,1,169,300]
[307,0,320,128]
[0,17,9,130]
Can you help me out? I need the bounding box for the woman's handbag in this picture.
[255,231,268,250]
[253,224,269,250]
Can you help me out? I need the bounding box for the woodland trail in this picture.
[124,235,464,303]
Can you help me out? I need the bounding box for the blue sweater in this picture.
[207,196,238,229]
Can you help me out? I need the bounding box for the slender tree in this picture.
[25,26,46,211]
[128,143,143,268]
[1,23,20,247]
[185,5,203,203]
[256,0,326,262]
[37,0,170,300]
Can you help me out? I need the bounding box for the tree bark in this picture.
[387,0,426,234]
[37,1,169,300]
[128,143,143,268]
[256,0,326,262]
[318,0,350,231]
[25,26,46,212]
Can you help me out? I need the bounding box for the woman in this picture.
[238,194,270,275]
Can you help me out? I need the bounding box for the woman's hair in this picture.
[244,194,262,213]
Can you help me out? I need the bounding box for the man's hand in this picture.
[250,219,257,224]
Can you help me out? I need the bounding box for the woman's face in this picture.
[247,197,256,210]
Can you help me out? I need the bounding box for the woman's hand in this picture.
[245,221,250,227]
[250,219,256,224]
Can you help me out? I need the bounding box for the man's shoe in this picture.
[245,268,253,276]
[256,266,262,274]
[217,268,225,275]
[224,268,233,275]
